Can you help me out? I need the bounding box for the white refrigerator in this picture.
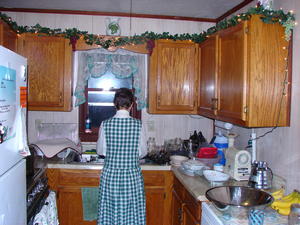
[0,46,28,225]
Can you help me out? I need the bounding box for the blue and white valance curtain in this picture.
[74,48,147,110]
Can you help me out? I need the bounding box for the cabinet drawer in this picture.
[59,169,100,186]
[142,171,165,186]
[184,190,201,221]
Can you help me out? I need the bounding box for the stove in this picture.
[26,146,49,225]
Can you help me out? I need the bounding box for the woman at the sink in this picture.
[96,88,147,225]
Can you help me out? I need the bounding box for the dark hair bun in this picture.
[113,88,134,109]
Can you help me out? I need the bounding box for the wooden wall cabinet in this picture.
[17,34,72,111]
[198,35,218,119]
[148,40,199,114]
[47,169,173,225]
[0,20,17,52]
[198,15,291,127]
[171,177,201,225]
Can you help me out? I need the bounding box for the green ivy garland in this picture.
[0,5,296,49]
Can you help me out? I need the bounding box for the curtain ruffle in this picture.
[75,48,147,110]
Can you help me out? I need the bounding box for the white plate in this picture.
[170,161,182,167]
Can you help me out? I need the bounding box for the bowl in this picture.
[203,170,230,182]
[205,186,274,216]
[170,155,188,166]
[195,155,221,168]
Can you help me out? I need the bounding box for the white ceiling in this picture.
[0,0,251,20]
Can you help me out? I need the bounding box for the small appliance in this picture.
[248,160,273,189]
[224,133,251,181]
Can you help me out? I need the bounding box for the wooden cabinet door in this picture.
[182,205,200,225]
[145,187,165,225]
[198,36,218,118]
[17,34,72,111]
[148,40,198,114]
[58,187,96,225]
[171,190,183,225]
[217,23,247,125]
[0,20,17,52]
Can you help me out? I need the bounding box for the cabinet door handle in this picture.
[211,98,218,110]
[178,208,182,222]
[157,96,161,105]
[59,92,63,103]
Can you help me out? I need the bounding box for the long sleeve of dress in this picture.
[139,124,147,158]
[96,123,106,156]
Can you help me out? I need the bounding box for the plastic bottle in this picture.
[213,131,228,166]
[85,116,92,133]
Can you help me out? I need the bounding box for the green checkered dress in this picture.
[97,117,146,225]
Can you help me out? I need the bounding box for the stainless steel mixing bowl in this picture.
[205,186,274,215]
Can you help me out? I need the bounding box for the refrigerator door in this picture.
[0,159,26,225]
[0,46,27,176]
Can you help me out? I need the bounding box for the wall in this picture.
[3,11,214,145]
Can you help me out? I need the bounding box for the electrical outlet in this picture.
[147,120,155,132]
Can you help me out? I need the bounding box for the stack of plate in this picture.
[180,160,209,176]
[170,155,189,166]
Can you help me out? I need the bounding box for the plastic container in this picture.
[213,131,228,165]
[85,116,92,133]
[197,147,217,158]
[289,203,300,225]
[196,155,221,169]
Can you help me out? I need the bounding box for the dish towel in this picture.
[33,191,59,225]
[14,107,30,157]
[81,187,99,221]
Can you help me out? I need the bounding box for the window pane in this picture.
[88,71,132,89]
[88,91,115,106]
[88,105,116,128]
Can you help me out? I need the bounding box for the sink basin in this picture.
[205,186,274,215]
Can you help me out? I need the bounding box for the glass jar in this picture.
[289,204,300,225]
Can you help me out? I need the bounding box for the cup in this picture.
[248,209,264,225]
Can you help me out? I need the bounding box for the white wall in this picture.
[3,11,214,145]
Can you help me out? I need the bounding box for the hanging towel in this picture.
[81,187,99,221]
[33,191,59,225]
[14,107,30,157]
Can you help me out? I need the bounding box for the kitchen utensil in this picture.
[203,170,230,183]
[205,186,274,216]
[248,161,273,189]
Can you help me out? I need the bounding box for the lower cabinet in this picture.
[172,177,202,225]
[47,169,173,225]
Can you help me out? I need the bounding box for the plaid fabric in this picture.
[98,118,146,225]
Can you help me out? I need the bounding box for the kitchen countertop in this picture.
[47,161,285,202]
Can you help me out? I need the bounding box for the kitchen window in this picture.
[75,48,147,142]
